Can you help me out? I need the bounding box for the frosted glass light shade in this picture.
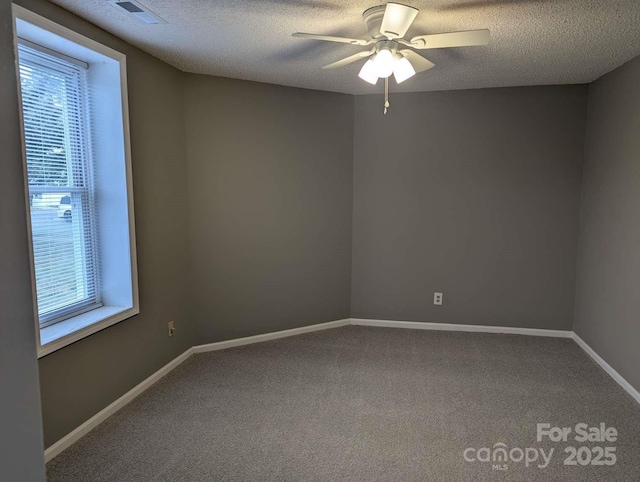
[393,56,416,84]
[373,49,394,78]
[358,59,379,85]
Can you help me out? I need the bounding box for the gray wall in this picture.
[184,74,353,342]
[14,0,195,448]
[352,86,588,330]
[0,0,45,479]
[574,56,640,391]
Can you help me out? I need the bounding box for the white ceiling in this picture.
[49,0,640,94]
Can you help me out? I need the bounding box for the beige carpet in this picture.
[47,326,640,481]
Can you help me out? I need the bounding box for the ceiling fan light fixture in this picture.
[373,49,394,78]
[292,4,490,113]
[393,56,416,84]
[358,59,379,85]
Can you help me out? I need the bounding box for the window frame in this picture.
[12,4,139,358]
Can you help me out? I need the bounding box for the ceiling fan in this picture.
[292,2,490,113]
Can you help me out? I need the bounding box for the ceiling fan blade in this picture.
[399,50,435,73]
[380,3,419,40]
[292,32,372,46]
[410,29,490,49]
[323,50,373,69]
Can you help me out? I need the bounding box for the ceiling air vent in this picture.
[108,0,167,24]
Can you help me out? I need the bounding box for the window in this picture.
[19,43,100,327]
[14,6,138,357]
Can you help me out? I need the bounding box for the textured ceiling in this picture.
[49,0,640,94]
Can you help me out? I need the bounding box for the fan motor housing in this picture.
[362,5,387,40]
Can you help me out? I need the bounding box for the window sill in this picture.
[38,305,138,358]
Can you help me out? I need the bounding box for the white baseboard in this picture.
[193,319,351,353]
[350,318,574,338]
[44,347,194,462]
[45,317,638,462]
[571,333,640,405]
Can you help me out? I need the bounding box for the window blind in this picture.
[18,43,100,326]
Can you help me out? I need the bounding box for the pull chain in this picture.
[384,77,390,115]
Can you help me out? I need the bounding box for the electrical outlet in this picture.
[168,320,175,337]
[434,292,443,306]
